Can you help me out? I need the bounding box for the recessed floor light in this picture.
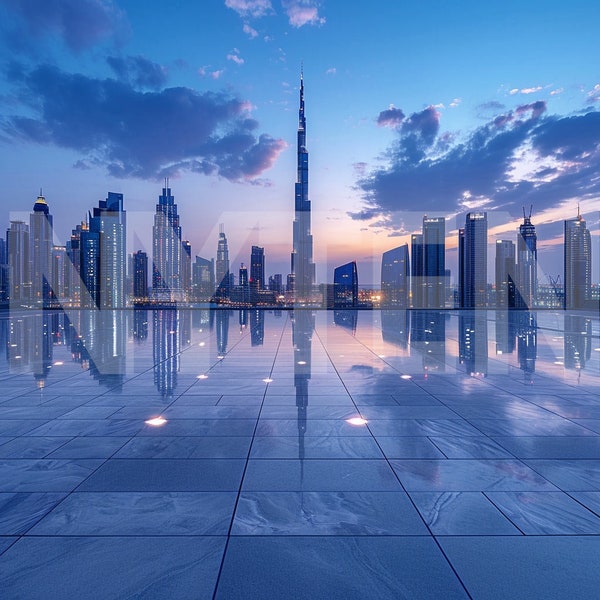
[263,378,273,383]
[297,361,306,365]
[400,374,412,380]
[346,417,368,426]
[145,417,167,426]
[197,374,208,379]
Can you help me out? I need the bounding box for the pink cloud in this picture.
[282,0,325,27]
[243,23,258,38]
[225,0,272,18]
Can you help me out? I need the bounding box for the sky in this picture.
[0,0,599,286]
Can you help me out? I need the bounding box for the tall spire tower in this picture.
[291,69,315,302]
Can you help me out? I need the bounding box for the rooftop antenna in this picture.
[220,223,224,235]
[529,204,533,219]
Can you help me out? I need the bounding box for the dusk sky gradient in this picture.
[0,0,598,285]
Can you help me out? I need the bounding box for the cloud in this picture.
[325,67,336,75]
[588,84,600,102]
[354,101,600,223]
[549,88,564,96]
[509,85,544,96]
[1,0,125,53]
[243,23,259,38]
[198,67,224,80]
[224,0,272,18]
[376,105,405,128]
[282,0,325,27]
[2,64,286,181]
[106,55,167,90]
[227,49,245,65]
[449,98,461,108]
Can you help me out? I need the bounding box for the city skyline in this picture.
[0,1,598,286]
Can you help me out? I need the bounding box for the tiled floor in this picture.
[0,308,598,599]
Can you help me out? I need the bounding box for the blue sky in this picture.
[0,0,598,285]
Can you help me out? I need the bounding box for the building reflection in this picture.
[31,313,53,388]
[411,311,446,374]
[250,309,264,346]
[333,309,358,334]
[153,309,179,397]
[495,310,518,355]
[132,308,148,342]
[517,311,537,383]
[216,310,231,356]
[292,309,314,473]
[564,314,592,371]
[458,311,488,377]
[380,309,409,350]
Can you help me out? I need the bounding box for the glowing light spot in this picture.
[346,417,368,426]
[554,361,564,365]
[145,417,167,427]
[263,378,273,383]
[400,375,412,380]
[378,354,386,358]
[199,342,205,347]
[297,361,306,365]
[217,355,225,359]
[197,374,208,379]
[53,361,64,366]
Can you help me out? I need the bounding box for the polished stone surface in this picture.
[0,308,598,598]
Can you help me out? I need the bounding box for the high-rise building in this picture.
[192,256,215,301]
[80,222,100,308]
[410,233,424,308]
[250,245,265,290]
[381,244,409,308]
[268,273,283,295]
[7,221,30,305]
[239,263,249,303]
[291,71,315,302]
[30,193,54,307]
[51,245,66,303]
[0,236,8,305]
[181,240,192,300]
[495,240,516,308]
[90,192,126,308]
[133,250,148,299]
[517,209,537,308]
[216,225,230,299]
[564,211,592,309]
[65,222,86,307]
[333,261,358,308]
[460,212,487,308]
[422,216,446,308]
[152,185,181,301]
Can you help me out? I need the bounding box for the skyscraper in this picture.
[152,184,181,301]
[333,261,358,308]
[291,71,315,302]
[422,216,446,308]
[495,239,516,308]
[381,244,409,308]
[90,192,126,308]
[7,221,30,305]
[79,222,100,308]
[517,208,537,309]
[410,233,424,308]
[250,245,265,290]
[181,240,192,301]
[133,250,148,299]
[460,212,488,308]
[564,210,592,309]
[216,225,230,299]
[192,256,215,301]
[30,193,54,307]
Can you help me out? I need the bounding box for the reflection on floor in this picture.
[0,308,599,599]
